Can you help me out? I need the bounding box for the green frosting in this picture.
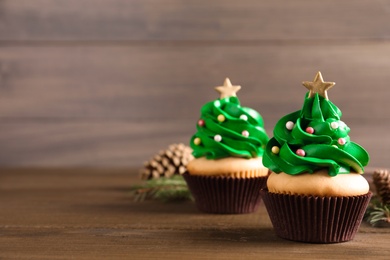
[263,93,369,176]
[190,96,269,159]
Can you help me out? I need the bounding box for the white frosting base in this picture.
[267,170,369,196]
[187,157,269,178]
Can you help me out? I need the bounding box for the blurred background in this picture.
[0,0,389,169]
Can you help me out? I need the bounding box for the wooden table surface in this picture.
[1,168,389,259]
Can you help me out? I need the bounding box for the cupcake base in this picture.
[183,173,268,214]
[260,189,372,243]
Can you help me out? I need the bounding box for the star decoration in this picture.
[215,78,241,99]
[302,71,335,100]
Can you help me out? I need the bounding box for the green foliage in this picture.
[364,196,390,227]
[131,175,192,202]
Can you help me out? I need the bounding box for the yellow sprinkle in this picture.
[271,146,280,154]
[217,114,225,122]
[194,137,201,146]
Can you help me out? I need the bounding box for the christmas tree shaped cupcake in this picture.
[184,78,269,214]
[261,72,372,243]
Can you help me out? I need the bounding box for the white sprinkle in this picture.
[240,114,248,121]
[331,122,339,129]
[242,130,249,137]
[214,135,222,142]
[286,121,295,130]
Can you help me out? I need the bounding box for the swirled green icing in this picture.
[263,93,369,176]
[190,96,269,159]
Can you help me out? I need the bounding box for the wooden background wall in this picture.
[0,0,389,169]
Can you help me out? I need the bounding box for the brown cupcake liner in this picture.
[260,189,372,243]
[183,173,268,214]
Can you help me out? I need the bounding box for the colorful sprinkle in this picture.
[194,137,201,145]
[296,149,305,157]
[338,138,346,145]
[197,119,205,127]
[286,121,295,130]
[330,122,339,129]
[305,127,314,134]
[240,114,248,121]
[214,135,222,142]
[271,146,280,154]
[241,130,249,137]
[217,114,225,122]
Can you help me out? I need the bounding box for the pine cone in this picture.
[373,169,390,205]
[140,143,194,180]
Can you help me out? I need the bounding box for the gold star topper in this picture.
[215,78,241,99]
[302,71,335,100]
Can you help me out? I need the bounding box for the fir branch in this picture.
[364,196,390,227]
[130,175,192,202]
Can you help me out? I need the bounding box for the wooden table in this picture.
[1,168,389,259]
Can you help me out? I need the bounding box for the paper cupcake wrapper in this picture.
[260,189,372,243]
[183,173,268,214]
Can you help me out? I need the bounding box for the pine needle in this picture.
[130,175,192,202]
[364,196,390,227]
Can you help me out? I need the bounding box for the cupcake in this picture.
[261,71,371,243]
[183,78,269,214]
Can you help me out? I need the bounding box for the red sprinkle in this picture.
[338,138,346,145]
[296,149,306,157]
[198,119,205,127]
[306,127,314,134]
